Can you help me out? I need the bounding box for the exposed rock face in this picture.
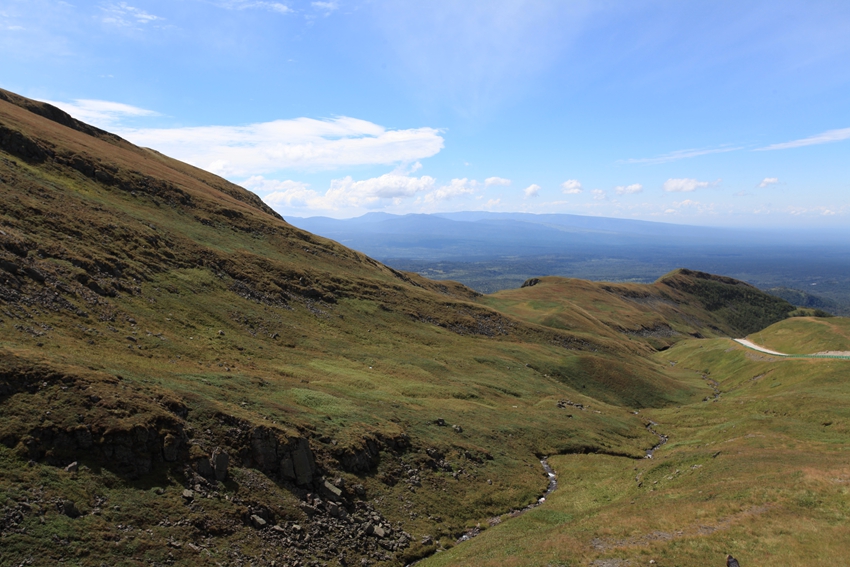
[216,416,318,486]
[212,447,229,481]
[13,420,189,479]
[332,433,410,473]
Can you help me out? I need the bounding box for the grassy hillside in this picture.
[1,87,840,567]
[749,317,850,355]
[418,338,850,567]
[481,271,794,352]
[0,89,708,566]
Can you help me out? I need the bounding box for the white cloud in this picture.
[312,1,338,14]
[249,172,489,212]
[331,173,437,206]
[674,199,700,207]
[218,1,294,14]
[245,177,314,207]
[42,98,160,127]
[623,146,742,165]
[484,176,511,187]
[614,183,643,195]
[523,184,540,198]
[247,172,437,210]
[662,178,718,192]
[424,178,478,203]
[561,179,582,194]
[100,3,164,27]
[111,116,443,176]
[591,189,606,200]
[45,100,444,181]
[757,127,850,151]
[757,177,779,188]
[484,198,501,209]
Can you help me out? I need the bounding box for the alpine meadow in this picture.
[2,2,850,567]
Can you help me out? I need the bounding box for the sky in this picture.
[2,0,849,227]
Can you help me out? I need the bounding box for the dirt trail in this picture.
[733,339,788,356]
[733,339,850,359]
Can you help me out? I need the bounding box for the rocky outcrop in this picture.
[9,419,189,479]
[216,415,318,486]
[332,433,411,473]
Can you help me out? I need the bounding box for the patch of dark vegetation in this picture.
[658,269,795,335]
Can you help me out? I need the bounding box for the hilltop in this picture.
[0,88,827,567]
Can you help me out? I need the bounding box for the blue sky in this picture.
[2,0,849,227]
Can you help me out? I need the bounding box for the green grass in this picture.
[418,338,850,567]
[749,317,850,354]
[1,91,847,566]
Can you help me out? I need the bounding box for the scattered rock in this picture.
[250,514,267,529]
[59,500,80,518]
[452,425,463,433]
[368,524,385,538]
[182,489,194,500]
[64,461,78,473]
[322,479,343,502]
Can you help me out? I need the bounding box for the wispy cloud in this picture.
[217,1,294,14]
[757,177,779,188]
[591,189,606,200]
[43,98,160,127]
[48,97,444,176]
[523,184,540,198]
[614,183,642,195]
[622,146,742,165]
[424,178,478,203]
[100,2,165,28]
[484,176,511,187]
[664,199,715,215]
[662,178,719,192]
[122,119,442,176]
[311,1,338,15]
[561,179,582,194]
[756,127,850,151]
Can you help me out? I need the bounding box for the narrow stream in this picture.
[644,420,668,458]
[454,457,557,544]
[409,423,668,564]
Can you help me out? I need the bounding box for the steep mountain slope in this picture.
[0,89,795,566]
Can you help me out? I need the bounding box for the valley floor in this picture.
[417,336,850,567]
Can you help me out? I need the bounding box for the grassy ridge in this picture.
[749,317,850,355]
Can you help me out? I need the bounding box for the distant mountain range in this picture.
[288,211,845,260]
[288,212,850,312]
